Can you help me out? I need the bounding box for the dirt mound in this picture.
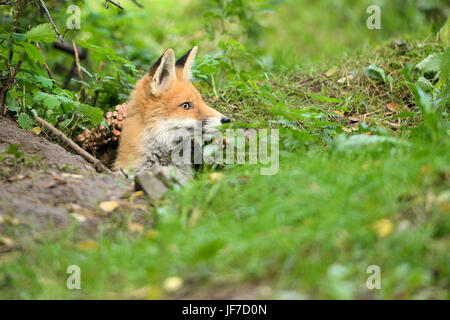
[0,116,132,242]
[0,116,93,172]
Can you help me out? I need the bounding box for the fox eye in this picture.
[180,102,192,110]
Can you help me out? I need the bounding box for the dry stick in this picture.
[72,40,86,102]
[34,116,113,174]
[34,42,55,84]
[105,0,124,9]
[38,0,64,43]
[131,0,143,8]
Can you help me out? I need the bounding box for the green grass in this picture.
[0,131,448,299]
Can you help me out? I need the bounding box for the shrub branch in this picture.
[37,0,64,43]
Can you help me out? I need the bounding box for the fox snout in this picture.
[221,116,231,124]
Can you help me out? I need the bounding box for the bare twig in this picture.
[34,116,113,174]
[105,0,124,9]
[34,42,55,84]
[8,0,23,65]
[72,40,86,102]
[131,0,143,8]
[38,0,64,43]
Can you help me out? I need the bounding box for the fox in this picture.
[114,46,230,176]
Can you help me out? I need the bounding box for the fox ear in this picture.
[175,46,198,81]
[149,49,176,96]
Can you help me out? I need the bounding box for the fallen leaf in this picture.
[163,277,183,293]
[326,67,338,77]
[373,219,394,238]
[70,213,87,223]
[386,102,401,112]
[333,110,344,117]
[0,236,14,247]
[0,216,20,225]
[342,127,352,133]
[208,172,224,184]
[130,190,144,201]
[32,127,42,135]
[76,240,99,252]
[99,201,120,213]
[337,74,355,84]
[129,222,144,233]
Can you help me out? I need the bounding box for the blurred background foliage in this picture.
[0,0,448,137]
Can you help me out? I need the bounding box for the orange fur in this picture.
[114,50,224,171]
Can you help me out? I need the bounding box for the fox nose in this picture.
[221,116,231,124]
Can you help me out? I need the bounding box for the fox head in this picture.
[135,46,229,130]
[115,46,229,171]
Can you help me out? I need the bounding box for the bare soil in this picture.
[0,116,132,240]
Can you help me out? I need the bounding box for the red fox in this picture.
[114,46,230,174]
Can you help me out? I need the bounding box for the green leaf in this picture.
[440,48,450,85]
[416,53,442,75]
[26,23,56,43]
[17,113,34,130]
[21,42,45,64]
[35,75,53,88]
[6,144,24,159]
[438,17,449,48]
[364,64,387,82]
[34,92,61,109]
[12,33,27,42]
[78,104,104,125]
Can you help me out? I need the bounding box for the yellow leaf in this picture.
[386,102,401,112]
[373,219,394,238]
[0,216,20,225]
[208,172,224,184]
[342,127,352,133]
[32,127,41,135]
[130,190,144,201]
[333,110,343,117]
[99,201,119,213]
[163,277,183,293]
[129,222,144,233]
[326,67,338,77]
[0,236,14,247]
[76,240,99,252]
